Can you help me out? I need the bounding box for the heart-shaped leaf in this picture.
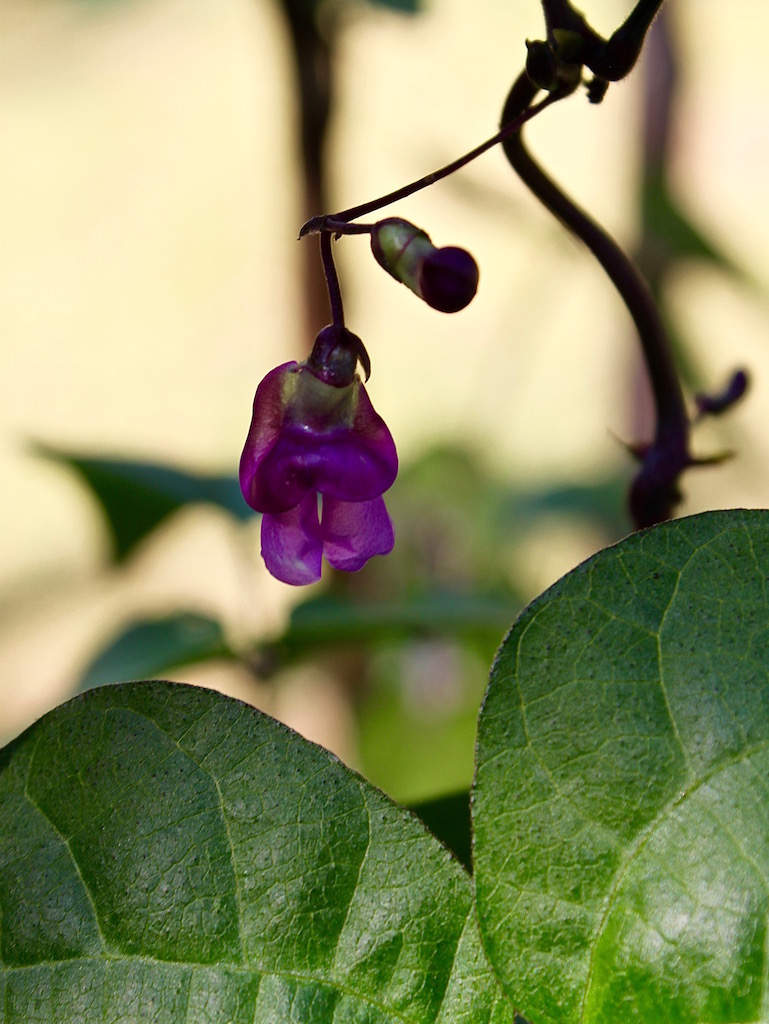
[473,509,769,1024]
[0,681,513,1023]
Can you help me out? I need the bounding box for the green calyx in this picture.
[371,217,436,295]
[282,363,360,430]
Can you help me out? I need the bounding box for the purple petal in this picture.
[321,496,395,573]
[247,429,319,514]
[326,382,398,498]
[290,381,397,503]
[242,370,397,514]
[240,362,298,513]
[261,493,322,585]
[257,420,397,511]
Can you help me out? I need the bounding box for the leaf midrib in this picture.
[0,910,479,1024]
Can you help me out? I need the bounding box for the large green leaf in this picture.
[0,681,513,1023]
[473,509,769,1024]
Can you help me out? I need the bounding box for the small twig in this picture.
[299,93,558,237]
[320,232,344,327]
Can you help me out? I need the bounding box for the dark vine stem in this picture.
[540,0,666,82]
[500,71,691,527]
[299,92,558,237]
[322,220,376,236]
[279,0,337,339]
[320,230,345,327]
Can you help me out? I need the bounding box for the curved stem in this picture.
[501,71,690,527]
[601,0,666,80]
[503,77,686,439]
[320,231,344,327]
[322,219,376,237]
[300,93,557,237]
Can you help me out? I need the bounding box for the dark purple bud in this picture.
[525,39,560,92]
[418,246,479,313]
[307,324,371,386]
[695,369,749,418]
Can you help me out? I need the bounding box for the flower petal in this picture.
[241,364,397,515]
[313,383,398,501]
[261,493,322,585]
[256,425,396,514]
[321,496,395,573]
[240,362,297,513]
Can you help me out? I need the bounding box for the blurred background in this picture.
[2,0,769,805]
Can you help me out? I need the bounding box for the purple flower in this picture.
[240,360,398,585]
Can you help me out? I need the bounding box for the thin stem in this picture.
[279,0,336,339]
[614,0,667,50]
[505,81,686,439]
[323,219,376,237]
[299,92,557,237]
[601,0,666,80]
[320,231,344,327]
[501,71,690,527]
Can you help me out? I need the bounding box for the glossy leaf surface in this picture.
[474,509,769,1024]
[0,681,512,1023]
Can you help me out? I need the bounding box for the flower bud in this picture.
[552,28,584,64]
[371,217,433,285]
[306,324,371,386]
[525,39,560,92]
[695,369,749,418]
[418,246,479,314]
[371,217,478,313]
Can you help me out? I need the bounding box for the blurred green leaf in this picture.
[358,638,487,804]
[36,446,250,561]
[259,591,518,670]
[289,591,516,643]
[365,0,421,12]
[391,447,626,587]
[506,475,627,536]
[474,508,769,1024]
[642,173,746,281]
[78,613,231,692]
[0,681,514,1023]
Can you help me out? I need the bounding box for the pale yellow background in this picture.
[2,0,768,754]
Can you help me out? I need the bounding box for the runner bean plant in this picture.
[2,3,765,1022]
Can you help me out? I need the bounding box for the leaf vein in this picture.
[578,737,769,1024]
